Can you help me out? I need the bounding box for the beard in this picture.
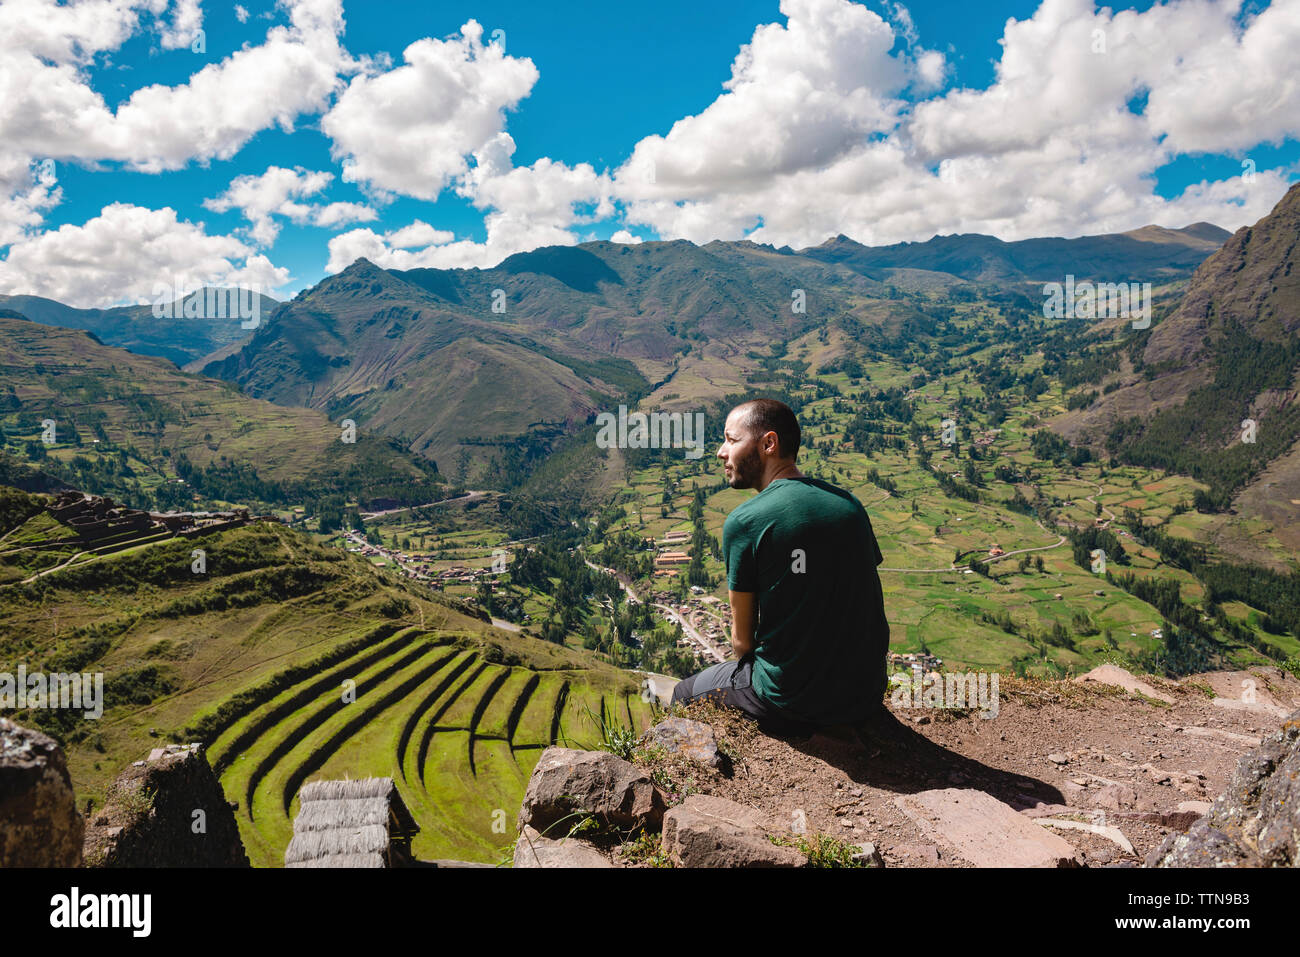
[725,445,762,489]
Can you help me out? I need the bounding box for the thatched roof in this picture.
[284,777,417,868]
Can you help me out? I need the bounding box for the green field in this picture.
[0,511,657,866]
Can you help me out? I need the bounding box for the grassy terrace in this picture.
[0,511,656,866]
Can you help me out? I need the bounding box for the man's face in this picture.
[717,409,764,489]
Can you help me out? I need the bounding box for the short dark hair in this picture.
[736,398,800,459]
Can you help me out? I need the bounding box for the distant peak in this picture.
[1176,222,1232,242]
[333,257,394,280]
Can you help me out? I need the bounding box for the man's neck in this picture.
[754,462,803,493]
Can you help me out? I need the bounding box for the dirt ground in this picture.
[633,665,1300,867]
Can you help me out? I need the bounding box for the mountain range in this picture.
[0,288,279,367]
[7,209,1296,533]
[0,311,442,511]
[181,222,1230,477]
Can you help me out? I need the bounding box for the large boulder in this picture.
[661,795,805,868]
[895,788,1083,867]
[513,825,614,868]
[518,747,668,834]
[0,718,84,867]
[83,743,249,867]
[1147,708,1300,867]
[640,717,729,771]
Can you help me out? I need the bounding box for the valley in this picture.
[2,199,1299,866]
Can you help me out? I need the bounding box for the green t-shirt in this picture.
[722,476,889,725]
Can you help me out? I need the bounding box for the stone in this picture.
[1038,818,1134,856]
[895,788,1083,867]
[639,717,728,771]
[1060,780,1086,800]
[83,743,248,867]
[1148,709,1300,867]
[513,825,614,868]
[1048,753,1069,765]
[1090,783,1137,810]
[0,719,84,867]
[1143,764,1172,785]
[1180,726,1261,747]
[893,842,941,864]
[1074,664,1174,704]
[661,795,805,868]
[518,747,667,834]
[851,842,885,867]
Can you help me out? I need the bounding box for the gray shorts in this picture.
[670,656,813,735]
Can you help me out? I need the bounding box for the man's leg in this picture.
[671,658,775,725]
[670,660,738,708]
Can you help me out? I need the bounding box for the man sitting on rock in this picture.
[670,398,891,735]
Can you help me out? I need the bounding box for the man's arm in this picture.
[728,590,757,659]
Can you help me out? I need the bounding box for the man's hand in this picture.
[728,590,757,659]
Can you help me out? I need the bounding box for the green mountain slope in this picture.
[1059,184,1300,503]
[0,313,443,512]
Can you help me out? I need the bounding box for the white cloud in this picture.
[325,222,452,272]
[312,201,377,230]
[384,221,455,249]
[0,0,351,173]
[325,132,613,272]
[913,49,947,91]
[614,0,1299,250]
[0,0,357,286]
[0,156,63,249]
[617,0,905,203]
[610,230,642,244]
[0,202,288,306]
[158,0,203,50]
[235,4,249,24]
[322,20,539,200]
[5,0,1300,302]
[204,165,375,245]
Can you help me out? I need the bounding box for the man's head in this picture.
[717,398,801,491]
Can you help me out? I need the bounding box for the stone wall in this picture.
[0,718,84,867]
[84,744,249,868]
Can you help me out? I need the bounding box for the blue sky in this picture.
[0,0,1296,305]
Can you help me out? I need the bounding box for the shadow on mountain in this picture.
[497,246,624,292]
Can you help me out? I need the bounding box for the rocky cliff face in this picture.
[510,665,1300,868]
[83,743,249,868]
[0,718,84,867]
[1144,182,1300,368]
[1148,709,1300,866]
